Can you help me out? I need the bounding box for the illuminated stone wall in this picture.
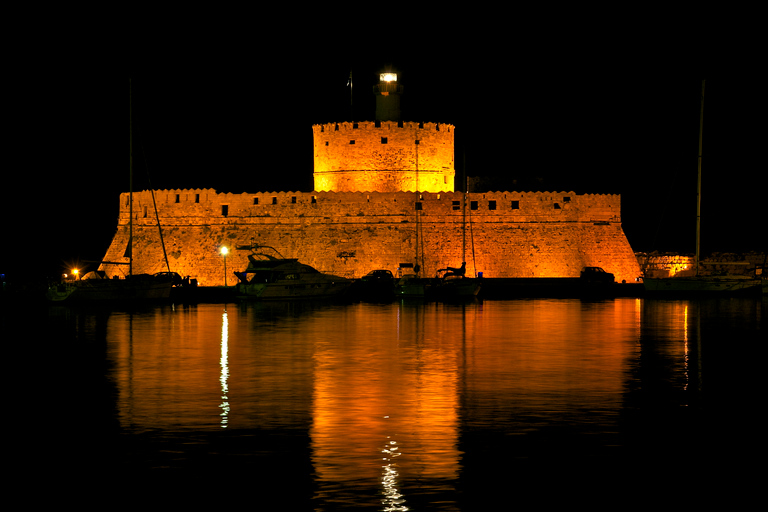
[636,253,695,278]
[313,121,455,192]
[636,252,763,278]
[99,189,642,285]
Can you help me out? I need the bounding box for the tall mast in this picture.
[129,78,133,277]
[463,175,467,262]
[695,80,705,275]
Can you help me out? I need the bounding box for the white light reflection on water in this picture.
[219,308,230,428]
[684,305,690,393]
[381,434,407,511]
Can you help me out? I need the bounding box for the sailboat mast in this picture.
[695,80,705,276]
[463,175,467,262]
[129,78,134,277]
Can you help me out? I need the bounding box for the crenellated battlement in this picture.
[313,120,453,134]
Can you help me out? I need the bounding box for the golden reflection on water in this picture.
[639,299,702,397]
[460,299,642,427]
[311,303,462,491]
[109,307,233,431]
[103,299,672,503]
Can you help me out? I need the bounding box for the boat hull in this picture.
[643,276,762,295]
[237,280,351,300]
[395,277,431,299]
[46,277,172,302]
[235,255,353,301]
[395,276,481,300]
[432,277,482,299]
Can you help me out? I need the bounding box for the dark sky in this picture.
[2,43,763,280]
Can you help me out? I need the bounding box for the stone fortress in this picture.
[99,70,642,286]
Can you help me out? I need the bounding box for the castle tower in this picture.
[313,71,455,193]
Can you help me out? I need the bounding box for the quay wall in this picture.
[637,252,765,278]
[99,189,642,286]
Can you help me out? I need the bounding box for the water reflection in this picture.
[638,299,701,408]
[31,297,762,507]
[108,306,234,432]
[381,436,406,511]
[311,303,461,497]
[219,309,229,428]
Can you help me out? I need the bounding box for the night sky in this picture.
[2,43,763,281]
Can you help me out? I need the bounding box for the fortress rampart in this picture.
[313,121,455,192]
[99,188,641,286]
[99,71,644,288]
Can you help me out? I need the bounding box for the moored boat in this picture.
[430,261,481,300]
[46,272,173,302]
[431,275,482,299]
[235,254,352,301]
[641,81,762,297]
[394,266,481,300]
[643,274,762,295]
[45,79,174,304]
[394,274,432,299]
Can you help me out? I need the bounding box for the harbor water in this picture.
[11,296,763,509]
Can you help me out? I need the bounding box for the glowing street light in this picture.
[220,246,229,286]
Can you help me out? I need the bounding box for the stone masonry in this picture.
[99,189,642,286]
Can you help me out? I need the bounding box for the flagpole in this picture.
[348,70,353,120]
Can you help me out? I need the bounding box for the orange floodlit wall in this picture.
[313,121,455,192]
[99,189,642,285]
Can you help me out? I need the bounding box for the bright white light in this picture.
[220,310,230,428]
[381,438,408,511]
[220,246,229,256]
[380,73,397,82]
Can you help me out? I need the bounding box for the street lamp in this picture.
[220,246,229,286]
